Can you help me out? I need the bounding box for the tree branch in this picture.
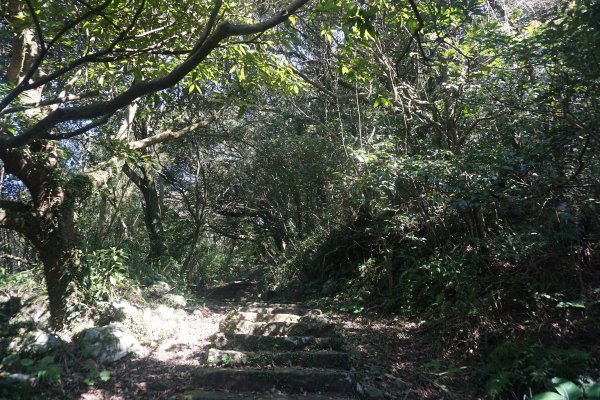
[1,91,100,115]
[0,199,32,213]
[0,0,310,148]
[0,0,113,111]
[0,207,36,239]
[128,106,226,150]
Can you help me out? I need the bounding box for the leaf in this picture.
[20,358,34,367]
[341,65,350,75]
[585,383,600,399]
[530,392,566,400]
[99,370,111,382]
[553,380,581,399]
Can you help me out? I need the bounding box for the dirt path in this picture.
[41,302,461,400]
[64,303,230,400]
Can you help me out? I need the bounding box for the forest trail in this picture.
[70,298,438,400]
[183,302,358,399]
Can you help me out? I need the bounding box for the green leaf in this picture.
[20,358,34,367]
[530,392,566,400]
[585,383,600,399]
[554,380,581,399]
[99,370,111,382]
[556,301,586,309]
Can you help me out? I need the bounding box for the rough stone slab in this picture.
[192,367,355,394]
[212,333,345,352]
[238,303,320,316]
[180,391,355,399]
[225,312,302,324]
[206,348,351,369]
[220,320,337,337]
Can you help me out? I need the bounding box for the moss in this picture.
[66,175,95,200]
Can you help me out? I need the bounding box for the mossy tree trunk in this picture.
[123,162,168,263]
[0,143,90,328]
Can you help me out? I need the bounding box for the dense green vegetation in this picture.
[0,0,598,398]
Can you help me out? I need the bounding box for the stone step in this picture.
[180,390,355,399]
[224,311,302,324]
[191,367,355,394]
[212,333,345,352]
[206,348,351,369]
[220,320,337,337]
[238,303,319,316]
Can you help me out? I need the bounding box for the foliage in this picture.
[83,367,111,386]
[1,353,61,383]
[530,377,600,400]
[76,247,129,305]
[482,341,592,399]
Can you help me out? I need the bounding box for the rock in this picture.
[77,324,141,364]
[206,349,248,365]
[2,373,36,385]
[192,367,355,394]
[163,294,187,308]
[110,301,140,322]
[147,281,171,297]
[8,330,62,354]
[7,296,48,325]
[105,301,181,343]
[363,385,385,399]
[356,382,365,395]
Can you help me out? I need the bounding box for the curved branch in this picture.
[0,199,32,213]
[0,200,37,239]
[0,0,113,111]
[0,0,310,148]
[128,105,226,150]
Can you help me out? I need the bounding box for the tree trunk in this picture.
[122,163,168,262]
[0,143,85,329]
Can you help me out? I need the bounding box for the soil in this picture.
[33,303,478,400]
[45,302,231,400]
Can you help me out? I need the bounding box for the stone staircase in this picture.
[182,303,358,399]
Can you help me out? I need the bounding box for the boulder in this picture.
[104,301,181,343]
[77,324,141,364]
[110,301,141,322]
[8,330,62,354]
[147,281,171,297]
[163,293,187,308]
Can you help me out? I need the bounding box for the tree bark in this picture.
[122,163,168,262]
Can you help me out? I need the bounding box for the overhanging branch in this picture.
[0,0,310,148]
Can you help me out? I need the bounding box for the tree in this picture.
[0,0,309,328]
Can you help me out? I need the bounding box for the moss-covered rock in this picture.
[76,324,141,364]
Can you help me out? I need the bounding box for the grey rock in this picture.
[110,301,140,322]
[163,293,187,308]
[8,330,62,354]
[78,324,141,364]
[147,281,171,296]
[5,373,35,384]
[363,385,385,399]
[356,382,365,395]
